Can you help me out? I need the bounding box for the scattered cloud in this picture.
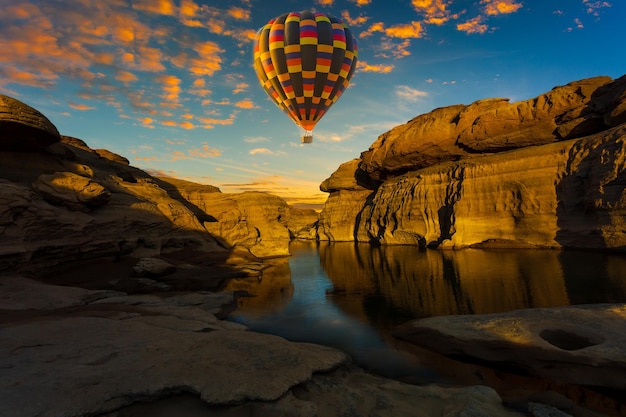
[234,99,257,109]
[316,0,335,6]
[481,0,523,16]
[411,0,457,25]
[357,61,395,73]
[583,0,612,17]
[249,148,287,156]
[244,136,270,143]
[457,16,489,34]
[69,102,96,111]
[350,0,372,6]
[341,10,369,26]
[189,144,222,158]
[395,85,428,102]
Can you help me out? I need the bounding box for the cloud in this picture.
[384,21,425,38]
[350,0,372,6]
[132,0,176,16]
[341,10,369,26]
[357,61,395,73]
[232,82,249,94]
[584,1,612,17]
[244,136,270,143]
[411,0,456,25]
[234,99,257,109]
[481,0,523,15]
[249,148,287,156]
[189,144,221,158]
[69,102,96,111]
[316,0,335,6]
[395,85,428,102]
[155,74,182,105]
[227,6,250,21]
[457,16,489,34]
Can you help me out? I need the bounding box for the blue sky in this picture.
[1,0,624,208]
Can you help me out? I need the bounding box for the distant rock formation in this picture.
[318,75,626,250]
[0,97,318,275]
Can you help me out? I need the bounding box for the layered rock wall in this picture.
[319,75,626,250]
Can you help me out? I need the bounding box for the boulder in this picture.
[0,94,60,151]
[32,171,111,212]
[132,257,176,277]
[395,303,626,391]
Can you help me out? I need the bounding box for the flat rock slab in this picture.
[395,303,626,390]
[0,316,348,417]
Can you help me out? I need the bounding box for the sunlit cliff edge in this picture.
[319,75,626,250]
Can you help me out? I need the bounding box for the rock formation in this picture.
[0,275,526,417]
[0,94,60,151]
[0,97,318,275]
[395,304,626,391]
[318,75,626,250]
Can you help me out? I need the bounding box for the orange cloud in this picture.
[227,6,250,20]
[180,0,199,17]
[357,61,395,73]
[359,21,385,37]
[481,0,523,15]
[140,117,154,128]
[132,0,176,16]
[457,16,489,34]
[341,10,369,26]
[350,0,372,6]
[155,74,182,104]
[233,82,249,94]
[385,21,424,38]
[116,70,138,84]
[316,0,334,6]
[189,144,222,158]
[411,0,456,25]
[235,99,256,109]
[69,102,96,111]
[197,114,236,128]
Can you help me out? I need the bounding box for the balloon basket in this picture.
[301,132,313,144]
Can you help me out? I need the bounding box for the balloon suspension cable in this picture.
[301,129,313,144]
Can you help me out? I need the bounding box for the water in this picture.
[225,241,626,385]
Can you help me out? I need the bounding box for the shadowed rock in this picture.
[0,94,60,151]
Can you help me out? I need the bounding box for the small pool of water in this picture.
[225,241,626,398]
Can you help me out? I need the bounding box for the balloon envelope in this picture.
[253,10,358,135]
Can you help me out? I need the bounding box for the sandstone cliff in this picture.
[0,96,317,275]
[318,75,626,250]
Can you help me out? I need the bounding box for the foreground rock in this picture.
[0,275,526,417]
[318,75,626,250]
[396,304,626,391]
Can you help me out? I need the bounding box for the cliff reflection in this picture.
[223,258,293,315]
[319,243,626,321]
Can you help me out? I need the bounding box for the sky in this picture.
[1,0,625,209]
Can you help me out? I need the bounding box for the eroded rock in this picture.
[0,94,60,151]
[395,303,626,390]
[32,171,111,212]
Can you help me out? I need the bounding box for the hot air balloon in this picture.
[253,10,358,143]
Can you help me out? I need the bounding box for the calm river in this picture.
[225,241,626,398]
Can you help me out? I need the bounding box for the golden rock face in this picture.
[318,75,626,251]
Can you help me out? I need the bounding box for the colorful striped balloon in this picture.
[253,10,358,143]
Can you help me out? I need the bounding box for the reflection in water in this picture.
[228,241,626,383]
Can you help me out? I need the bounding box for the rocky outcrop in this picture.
[395,304,626,391]
[319,75,626,250]
[0,274,526,417]
[0,98,319,274]
[360,76,626,181]
[0,95,60,151]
